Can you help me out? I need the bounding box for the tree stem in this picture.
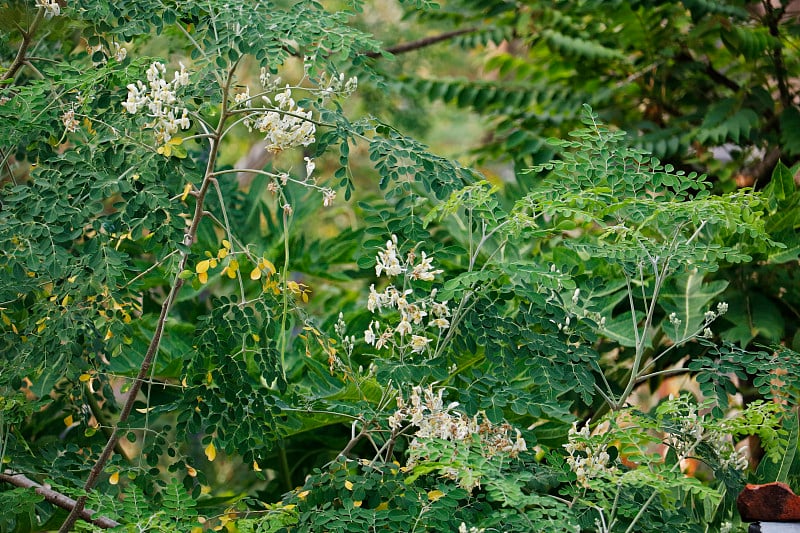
[57,62,237,533]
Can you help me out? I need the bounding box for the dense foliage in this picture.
[1,1,799,532]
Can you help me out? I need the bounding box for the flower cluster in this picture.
[668,301,729,339]
[241,85,316,153]
[390,384,527,491]
[122,62,191,145]
[365,236,449,358]
[87,40,128,63]
[662,400,749,472]
[319,72,358,99]
[36,0,61,18]
[563,420,615,487]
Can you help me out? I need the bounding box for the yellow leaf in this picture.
[251,334,260,342]
[109,471,120,485]
[61,294,70,306]
[250,267,262,280]
[191,528,203,533]
[222,239,231,249]
[79,373,91,382]
[196,260,211,274]
[344,480,353,490]
[1,313,9,326]
[353,500,362,508]
[205,442,217,462]
[63,415,74,427]
[104,329,113,340]
[224,259,239,278]
[83,117,96,135]
[260,258,276,275]
[198,271,208,284]
[217,247,228,260]
[297,490,310,500]
[253,461,261,472]
[375,501,389,511]
[427,489,445,502]
[187,465,197,477]
[181,183,193,201]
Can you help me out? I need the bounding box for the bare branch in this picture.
[0,472,120,529]
[365,28,480,58]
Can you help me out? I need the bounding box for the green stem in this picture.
[278,446,293,491]
[279,209,291,382]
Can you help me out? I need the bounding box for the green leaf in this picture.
[603,310,645,347]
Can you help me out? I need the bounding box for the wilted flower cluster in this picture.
[365,236,449,358]
[61,106,80,134]
[390,384,527,491]
[564,420,615,487]
[122,62,191,145]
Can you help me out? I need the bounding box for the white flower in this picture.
[36,0,60,18]
[367,284,382,312]
[571,288,580,305]
[668,312,682,328]
[396,318,412,336]
[234,87,251,105]
[409,335,431,353]
[123,62,191,145]
[242,85,316,152]
[430,317,450,329]
[322,188,336,207]
[364,328,376,346]
[375,235,404,277]
[717,301,729,315]
[410,251,443,281]
[304,156,315,178]
[344,76,358,95]
[112,42,127,62]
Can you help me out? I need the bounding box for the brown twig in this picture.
[763,1,792,109]
[2,8,45,82]
[365,28,480,58]
[57,59,240,533]
[0,472,120,529]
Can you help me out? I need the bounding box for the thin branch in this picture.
[0,472,120,529]
[635,366,692,383]
[365,28,479,58]
[764,2,792,109]
[57,56,240,533]
[2,9,44,82]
